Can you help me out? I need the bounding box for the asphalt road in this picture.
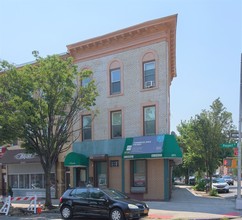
[1,184,242,220]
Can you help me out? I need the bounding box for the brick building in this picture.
[58,14,182,201]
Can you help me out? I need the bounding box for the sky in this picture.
[1,0,242,134]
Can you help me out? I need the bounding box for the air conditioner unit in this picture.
[145,81,155,88]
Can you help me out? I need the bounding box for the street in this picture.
[1,184,242,220]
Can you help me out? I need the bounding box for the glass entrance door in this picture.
[94,161,107,188]
[76,168,87,187]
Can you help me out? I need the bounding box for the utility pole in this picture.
[236,53,242,209]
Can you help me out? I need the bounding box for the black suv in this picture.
[59,187,149,220]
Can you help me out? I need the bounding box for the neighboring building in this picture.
[0,147,56,198]
[60,14,182,201]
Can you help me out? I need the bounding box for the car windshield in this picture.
[213,178,226,183]
[223,176,231,179]
[102,188,129,199]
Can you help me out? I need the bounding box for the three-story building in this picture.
[60,14,182,201]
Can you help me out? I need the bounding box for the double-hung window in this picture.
[82,115,92,141]
[143,106,156,135]
[143,61,155,89]
[111,111,122,138]
[110,68,121,95]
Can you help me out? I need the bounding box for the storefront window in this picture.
[9,175,18,188]
[131,160,146,187]
[8,173,55,189]
[31,174,43,189]
[19,174,29,188]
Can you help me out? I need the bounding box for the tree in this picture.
[0,52,98,208]
[176,98,235,186]
[176,119,206,184]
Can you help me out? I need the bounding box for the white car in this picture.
[212,178,229,193]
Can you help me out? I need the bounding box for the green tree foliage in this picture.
[176,98,235,185]
[0,52,98,207]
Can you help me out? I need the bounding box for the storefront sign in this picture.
[127,135,164,154]
[15,153,37,160]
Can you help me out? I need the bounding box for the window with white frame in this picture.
[110,68,121,95]
[143,106,156,135]
[111,111,122,138]
[143,61,155,89]
[82,115,92,141]
[8,173,55,189]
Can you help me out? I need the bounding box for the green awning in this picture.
[123,134,182,159]
[64,152,88,167]
[162,134,182,158]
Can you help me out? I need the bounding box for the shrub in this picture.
[209,188,218,196]
[193,179,206,191]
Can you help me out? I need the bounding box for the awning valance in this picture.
[64,152,88,167]
[123,135,182,159]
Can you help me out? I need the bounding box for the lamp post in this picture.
[236,53,242,209]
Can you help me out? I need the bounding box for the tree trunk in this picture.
[44,166,52,208]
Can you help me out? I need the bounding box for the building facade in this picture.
[60,14,182,201]
[0,14,182,200]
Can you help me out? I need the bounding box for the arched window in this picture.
[108,60,123,95]
[142,52,157,89]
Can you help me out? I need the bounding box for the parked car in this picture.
[222,175,234,185]
[212,178,229,193]
[189,176,196,185]
[59,187,149,220]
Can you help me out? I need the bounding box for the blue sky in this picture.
[1,0,241,133]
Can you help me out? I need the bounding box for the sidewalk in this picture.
[145,185,242,219]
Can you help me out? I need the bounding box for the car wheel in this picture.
[226,189,229,193]
[110,208,124,220]
[61,205,73,219]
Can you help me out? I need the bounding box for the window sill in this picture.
[131,187,146,193]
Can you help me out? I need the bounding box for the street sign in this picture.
[231,130,239,139]
[220,143,237,148]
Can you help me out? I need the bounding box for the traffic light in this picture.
[231,158,237,168]
[223,158,232,166]
[223,158,237,168]
[234,148,238,156]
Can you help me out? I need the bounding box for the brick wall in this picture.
[76,41,170,140]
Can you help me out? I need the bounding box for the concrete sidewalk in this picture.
[7,185,242,219]
[145,185,242,219]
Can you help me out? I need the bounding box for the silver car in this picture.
[222,175,234,185]
[212,178,229,193]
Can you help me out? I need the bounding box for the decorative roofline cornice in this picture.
[67,14,177,80]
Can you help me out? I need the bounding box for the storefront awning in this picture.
[0,149,40,164]
[123,134,182,159]
[64,152,88,167]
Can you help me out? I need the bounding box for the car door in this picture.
[88,188,109,217]
[71,188,90,215]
